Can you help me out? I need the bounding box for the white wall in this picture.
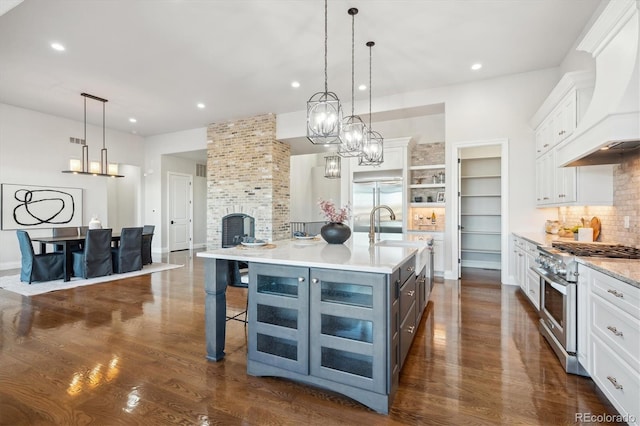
[375,113,446,144]
[290,153,340,223]
[0,103,144,269]
[143,127,207,253]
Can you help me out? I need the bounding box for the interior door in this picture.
[168,172,191,251]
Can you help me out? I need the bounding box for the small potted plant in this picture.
[318,200,351,244]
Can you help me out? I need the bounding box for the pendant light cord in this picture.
[84,96,87,143]
[102,102,106,149]
[368,43,372,128]
[324,0,328,94]
[350,10,355,116]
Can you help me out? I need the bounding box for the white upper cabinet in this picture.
[532,73,594,158]
[531,71,614,207]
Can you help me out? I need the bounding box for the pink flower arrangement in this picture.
[318,200,351,223]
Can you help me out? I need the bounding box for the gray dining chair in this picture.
[53,226,81,252]
[141,225,155,265]
[72,228,113,278]
[112,227,143,273]
[16,230,65,283]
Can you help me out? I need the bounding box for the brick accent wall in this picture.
[559,151,639,248]
[206,114,290,248]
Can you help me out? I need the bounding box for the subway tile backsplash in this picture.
[559,151,639,248]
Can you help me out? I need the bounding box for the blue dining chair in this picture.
[112,227,143,273]
[16,230,65,283]
[72,228,113,278]
[141,225,155,265]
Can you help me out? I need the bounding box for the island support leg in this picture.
[204,259,229,361]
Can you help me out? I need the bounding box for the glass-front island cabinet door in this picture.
[309,268,387,394]
[248,264,310,375]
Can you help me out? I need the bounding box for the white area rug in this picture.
[0,263,183,296]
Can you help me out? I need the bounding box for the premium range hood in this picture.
[558,1,640,167]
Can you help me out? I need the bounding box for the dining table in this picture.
[31,231,151,282]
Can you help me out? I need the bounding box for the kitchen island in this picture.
[197,234,430,414]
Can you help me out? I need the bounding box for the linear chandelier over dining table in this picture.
[62,92,124,178]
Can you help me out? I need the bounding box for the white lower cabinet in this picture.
[432,234,444,275]
[512,235,540,310]
[582,265,640,425]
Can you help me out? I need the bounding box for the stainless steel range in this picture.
[532,242,640,376]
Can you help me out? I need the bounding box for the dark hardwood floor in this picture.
[0,255,617,425]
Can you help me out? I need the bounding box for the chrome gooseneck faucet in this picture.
[369,205,396,244]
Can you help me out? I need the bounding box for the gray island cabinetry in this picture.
[197,237,424,414]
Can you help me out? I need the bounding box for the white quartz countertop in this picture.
[513,232,640,288]
[197,233,431,274]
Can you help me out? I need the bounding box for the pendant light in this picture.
[324,153,341,179]
[307,0,342,145]
[62,93,123,177]
[359,41,384,166]
[338,7,368,157]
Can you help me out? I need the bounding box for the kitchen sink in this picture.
[375,239,432,275]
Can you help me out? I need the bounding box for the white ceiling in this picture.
[0,0,601,152]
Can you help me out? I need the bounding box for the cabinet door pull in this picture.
[407,266,415,273]
[607,376,623,390]
[298,277,305,283]
[406,290,415,297]
[311,278,319,284]
[407,326,415,334]
[606,326,623,337]
[607,289,624,298]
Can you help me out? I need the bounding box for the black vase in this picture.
[321,222,351,244]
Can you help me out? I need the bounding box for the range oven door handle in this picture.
[531,266,569,295]
[547,280,568,295]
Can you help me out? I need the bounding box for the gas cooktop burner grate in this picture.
[551,242,640,259]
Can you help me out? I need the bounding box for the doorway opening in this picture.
[450,139,509,282]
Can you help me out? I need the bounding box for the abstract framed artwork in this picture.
[1,183,83,230]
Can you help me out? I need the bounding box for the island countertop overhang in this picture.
[196,235,421,274]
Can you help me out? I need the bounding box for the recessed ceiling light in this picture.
[51,42,65,51]
[358,84,367,91]
[129,118,137,123]
[471,63,482,71]
[197,103,205,109]
[291,81,300,88]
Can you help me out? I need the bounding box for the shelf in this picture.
[409,164,445,171]
[460,248,501,254]
[409,184,446,189]
[409,202,445,208]
[461,213,501,216]
[461,230,501,235]
[461,175,501,179]
[460,194,501,198]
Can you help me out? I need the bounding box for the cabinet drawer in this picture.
[400,302,417,368]
[526,270,540,310]
[399,255,416,285]
[591,334,640,424]
[590,268,640,319]
[399,274,416,321]
[591,294,640,369]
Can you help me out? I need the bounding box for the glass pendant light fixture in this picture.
[62,93,123,177]
[339,7,368,157]
[307,0,342,145]
[324,153,341,179]
[359,41,384,166]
